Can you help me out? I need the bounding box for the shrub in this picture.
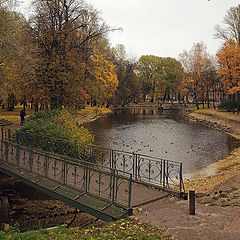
[15,109,94,158]
[218,98,235,112]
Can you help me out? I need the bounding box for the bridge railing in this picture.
[1,128,184,194]
[0,137,133,209]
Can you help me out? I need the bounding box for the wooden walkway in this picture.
[0,140,169,221]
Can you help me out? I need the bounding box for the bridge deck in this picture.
[0,162,129,221]
[0,161,168,221]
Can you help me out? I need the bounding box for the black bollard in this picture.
[189,190,195,215]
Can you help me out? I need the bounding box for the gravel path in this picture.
[134,196,240,240]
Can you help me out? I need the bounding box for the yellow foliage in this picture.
[91,51,118,101]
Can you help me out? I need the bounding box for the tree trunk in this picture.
[207,90,210,108]
[194,92,199,110]
[213,88,216,110]
[34,103,39,113]
[237,93,240,115]
[202,90,205,109]
[232,94,236,114]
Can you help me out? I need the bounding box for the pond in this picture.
[85,107,239,174]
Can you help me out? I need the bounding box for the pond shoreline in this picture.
[182,108,240,202]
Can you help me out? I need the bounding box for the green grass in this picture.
[0,218,170,240]
[195,110,240,124]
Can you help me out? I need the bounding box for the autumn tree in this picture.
[110,44,140,106]
[216,39,240,114]
[179,42,213,109]
[215,5,240,45]
[30,0,113,109]
[85,48,118,107]
[0,1,30,110]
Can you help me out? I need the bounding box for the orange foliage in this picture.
[217,39,240,95]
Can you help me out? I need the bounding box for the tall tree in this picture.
[137,55,183,102]
[215,5,240,45]
[30,0,112,109]
[179,42,212,109]
[85,49,118,107]
[111,44,140,106]
[216,39,240,113]
[0,2,30,110]
[137,55,165,102]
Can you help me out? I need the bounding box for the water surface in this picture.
[85,108,239,174]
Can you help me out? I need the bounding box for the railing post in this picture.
[44,155,49,178]
[180,163,183,193]
[163,160,166,188]
[29,149,33,172]
[16,145,20,166]
[15,131,19,144]
[97,171,101,196]
[166,160,169,187]
[62,159,66,185]
[5,141,9,162]
[110,150,113,168]
[85,163,88,193]
[111,150,116,169]
[148,159,151,182]
[112,169,116,203]
[128,174,132,209]
[7,129,11,142]
[133,153,138,180]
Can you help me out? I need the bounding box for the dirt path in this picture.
[134,108,240,240]
[135,196,240,240]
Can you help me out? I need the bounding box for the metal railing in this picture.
[1,128,185,193]
[0,135,133,209]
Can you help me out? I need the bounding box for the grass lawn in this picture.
[0,106,35,122]
[0,218,170,240]
[0,105,111,123]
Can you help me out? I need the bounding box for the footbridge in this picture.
[0,128,185,222]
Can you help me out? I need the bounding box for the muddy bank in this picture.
[76,107,112,125]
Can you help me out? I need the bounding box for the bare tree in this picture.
[214,5,240,44]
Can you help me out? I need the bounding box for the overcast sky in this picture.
[20,0,240,60]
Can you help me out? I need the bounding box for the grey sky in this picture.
[86,0,239,59]
[20,0,240,59]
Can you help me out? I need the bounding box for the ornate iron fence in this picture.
[0,136,133,208]
[1,128,184,193]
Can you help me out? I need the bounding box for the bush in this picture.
[15,109,94,158]
[218,99,235,112]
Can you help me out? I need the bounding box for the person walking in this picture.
[20,109,26,125]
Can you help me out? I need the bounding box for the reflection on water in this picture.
[85,108,239,174]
